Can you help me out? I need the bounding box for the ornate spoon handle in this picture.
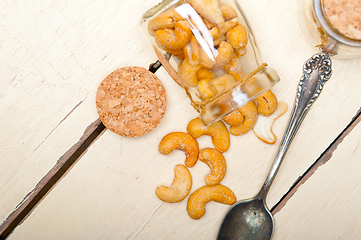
[258,52,332,199]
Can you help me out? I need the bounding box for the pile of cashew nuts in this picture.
[147,0,288,144]
[148,0,248,93]
[151,0,289,220]
[156,95,287,220]
[156,120,235,220]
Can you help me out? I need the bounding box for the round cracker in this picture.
[96,66,167,137]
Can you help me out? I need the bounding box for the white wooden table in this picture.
[1,0,361,239]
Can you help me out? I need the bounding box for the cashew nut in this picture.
[253,102,288,144]
[230,101,257,136]
[199,46,215,68]
[197,72,235,100]
[197,67,214,80]
[179,59,202,87]
[177,61,183,75]
[222,109,244,126]
[155,164,192,203]
[215,41,234,66]
[213,34,226,46]
[202,17,216,29]
[209,18,238,40]
[226,24,248,49]
[187,184,236,219]
[163,47,185,56]
[147,9,184,36]
[187,117,230,153]
[209,74,236,94]
[254,90,278,117]
[223,54,244,81]
[199,148,227,185]
[235,46,247,56]
[209,25,220,39]
[220,4,238,21]
[197,78,216,100]
[221,18,239,35]
[155,21,192,50]
[159,132,199,168]
[189,0,225,28]
[184,35,200,66]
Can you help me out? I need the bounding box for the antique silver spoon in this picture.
[217,52,332,240]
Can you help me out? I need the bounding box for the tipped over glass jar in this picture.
[141,0,280,125]
[299,0,361,58]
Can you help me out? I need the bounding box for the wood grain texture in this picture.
[0,0,157,229]
[8,64,361,240]
[2,0,361,239]
[271,108,361,215]
[272,111,361,239]
[0,119,104,238]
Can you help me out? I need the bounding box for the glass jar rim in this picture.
[314,0,361,47]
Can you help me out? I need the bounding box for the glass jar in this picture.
[141,0,280,125]
[299,0,361,59]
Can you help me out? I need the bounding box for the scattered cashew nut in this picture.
[230,101,257,136]
[199,148,227,185]
[187,184,236,219]
[155,164,192,203]
[253,102,288,144]
[254,90,278,117]
[159,132,199,168]
[187,117,230,153]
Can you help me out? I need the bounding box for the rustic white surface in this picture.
[3,0,361,239]
[0,0,157,224]
[273,117,361,240]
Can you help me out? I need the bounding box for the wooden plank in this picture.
[0,119,105,238]
[239,0,361,208]
[272,111,361,239]
[4,0,361,239]
[0,0,158,232]
[8,62,361,239]
[272,109,361,214]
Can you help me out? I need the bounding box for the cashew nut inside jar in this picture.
[298,0,361,58]
[141,0,280,125]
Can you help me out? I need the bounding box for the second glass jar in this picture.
[299,0,361,59]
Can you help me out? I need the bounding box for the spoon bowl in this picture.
[218,197,273,240]
[217,52,332,240]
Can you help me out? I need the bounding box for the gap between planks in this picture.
[0,119,106,240]
[0,61,162,240]
[0,60,360,239]
[271,107,361,215]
